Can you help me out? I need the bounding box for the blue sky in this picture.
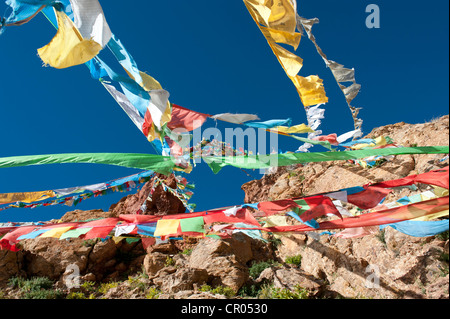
[0,0,448,223]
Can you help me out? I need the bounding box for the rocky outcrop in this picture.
[242,115,449,202]
[13,237,146,284]
[0,116,448,299]
[109,173,186,217]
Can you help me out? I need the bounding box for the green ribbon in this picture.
[0,146,447,176]
[0,153,176,175]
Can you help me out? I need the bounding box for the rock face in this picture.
[0,249,24,283]
[242,115,449,203]
[240,115,450,299]
[11,237,146,284]
[0,116,448,299]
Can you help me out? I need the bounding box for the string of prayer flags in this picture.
[1,167,449,251]
[296,13,364,133]
[260,197,449,234]
[0,147,447,178]
[0,170,154,212]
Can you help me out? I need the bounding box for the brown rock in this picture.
[0,249,24,284]
[21,238,91,280]
[143,252,167,277]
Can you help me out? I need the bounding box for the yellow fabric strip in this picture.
[351,136,387,150]
[290,75,329,107]
[139,71,163,91]
[412,210,449,221]
[0,190,56,205]
[37,9,102,69]
[271,123,314,134]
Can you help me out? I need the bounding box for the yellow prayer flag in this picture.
[434,187,449,197]
[139,71,163,91]
[268,41,303,77]
[271,123,314,134]
[245,0,297,33]
[0,190,56,205]
[154,219,180,237]
[412,210,449,221]
[37,9,102,69]
[266,0,297,33]
[351,136,387,150]
[40,226,74,239]
[263,215,289,227]
[290,75,329,107]
[260,26,301,50]
[243,0,272,27]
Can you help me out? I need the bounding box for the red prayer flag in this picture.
[142,109,153,137]
[312,133,339,145]
[371,166,449,190]
[168,104,210,132]
[347,186,392,209]
[257,199,299,215]
[82,218,120,240]
[296,195,343,222]
[0,225,36,251]
[203,209,260,226]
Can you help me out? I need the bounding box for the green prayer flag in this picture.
[0,153,176,175]
[59,227,92,240]
[180,216,205,233]
[203,146,449,174]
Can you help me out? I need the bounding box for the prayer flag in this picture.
[37,9,102,69]
[154,219,180,237]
